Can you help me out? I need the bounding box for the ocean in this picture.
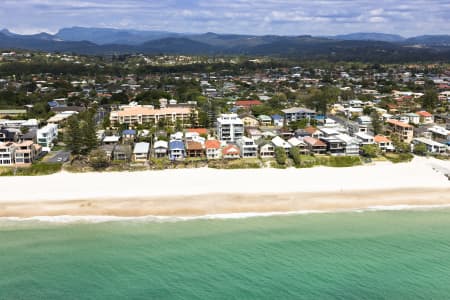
[1,209,450,299]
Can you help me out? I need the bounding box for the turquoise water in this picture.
[1,210,450,299]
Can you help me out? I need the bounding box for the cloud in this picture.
[1,0,449,36]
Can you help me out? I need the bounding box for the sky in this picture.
[1,0,449,37]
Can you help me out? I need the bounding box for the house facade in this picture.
[205,140,221,160]
[386,119,414,143]
[37,124,58,151]
[216,114,244,142]
[237,137,258,158]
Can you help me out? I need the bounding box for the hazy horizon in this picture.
[1,0,449,37]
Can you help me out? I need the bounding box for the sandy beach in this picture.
[0,157,449,217]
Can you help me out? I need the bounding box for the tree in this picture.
[83,113,98,152]
[391,135,410,153]
[275,147,287,165]
[89,149,110,170]
[361,144,379,158]
[370,111,382,135]
[290,147,301,166]
[421,89,438,111]
[65,116,82,154]
[413,143,427,156]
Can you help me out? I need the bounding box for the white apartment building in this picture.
[37,124,58,151]
[0,142,15,165]
[237,137,258,158]
[110,106,196,127]
[216,114,244,142]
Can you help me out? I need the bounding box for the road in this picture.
[47,151,71,163]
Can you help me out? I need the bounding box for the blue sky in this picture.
[1,0,449,36]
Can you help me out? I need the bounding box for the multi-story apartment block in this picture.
[237,137,258,158]
[14,141,42,165]
[216,114,244,142]
[281,107,316,124]
[386,119,414,143]
[0,142,15,165]
[37,124,58,151]
[110,106,196,127]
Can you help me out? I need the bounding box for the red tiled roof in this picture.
[222,144,240,155]
[303,137,326,147]
[387,119,413,128]
[304,126,318,135]
[235,100,262,107]
[187,128,208,135]
[186,141,203,151]
[416,111,432,117]
[205,140,221,149]
[374,135,391,143]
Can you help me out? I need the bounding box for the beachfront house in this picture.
[169,140,185,161]
[355,132,375,145]
[113,144,132,161]
[257,140,275,158]
[153,140,168,158]
[133,142,150,162]
[185,141,204,158]
[222,144,240,159]
[0,142,15,165]
[13,141,42,165]
[216,114,244,142]
[412,138,448,154]
[320,136,346,156]
[336,134,360,156]
[374,135,395,152]
[237,137,258,158]
[205,140,221,160]
[37,124,58,152]
[303,137,327,154]
[271,136,292,155]
[288,137,308,154]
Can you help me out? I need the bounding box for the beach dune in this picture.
[0,157,449,218]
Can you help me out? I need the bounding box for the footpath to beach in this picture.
[0,157,449,218]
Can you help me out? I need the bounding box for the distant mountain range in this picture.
[1,27,450,62]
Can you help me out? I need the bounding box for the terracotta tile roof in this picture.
[304,126,318,135]
[187,128,208,135]
[374,135,391,143]
[205,140,221,149]
[387,119,413,128]
[235,100,262,107]
[303,137,326,147]
[186,141,203,151]
[416,111,433,117]
[116,106,191,117]
[222,144,240,155]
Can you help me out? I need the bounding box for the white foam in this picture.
[1,205,450,224]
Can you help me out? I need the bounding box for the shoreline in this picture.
[1,188,449,219]
[0,157,449,218]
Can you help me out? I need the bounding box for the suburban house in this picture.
[222,144,240,159]
[237,137,258,158]
[169,140,185,161]
[282,107,316,124]
[241,115,260,127]
[185,141,204,158]
[271,114,284,127]
[103,135,120,145]
[412,138,448,154]
[133,142,150,162]
[257,115,272,126]
[416,111,434,124]
[216,114,244,142]
[386,119,414,143]
[374,135,395,152]
[122,129,137,143]
[99,144,115,160]
[348,121,369,136]
[257,140,275,158]
[246,128,263,141]
[205,139,221,160]
[404,113,420,125]
[235,100,262,110]
[153,140,168,158]
[428,125,449,142]
[37,124,58,151]
[113,144,132,161]
[303,137,327,154]
[110,105,196,128]
[271,136,292,154]
[320,136,346,156]
[296,126,323,139]
[0,142,15,165]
